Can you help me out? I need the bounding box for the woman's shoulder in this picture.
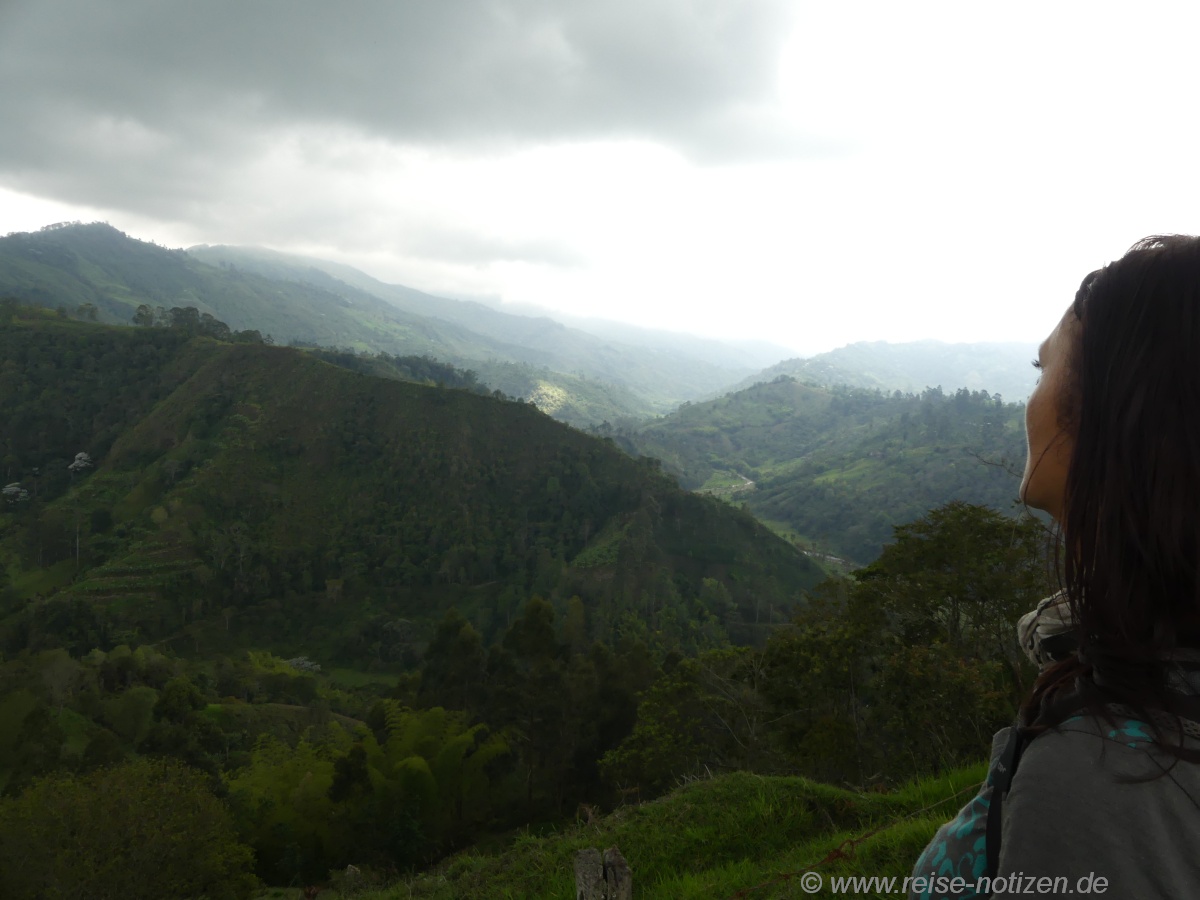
[1001,713,1200,896]
[1012,711,1200,804]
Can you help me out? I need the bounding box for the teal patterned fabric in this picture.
[909,768,995,899]
[909,715,1158,900]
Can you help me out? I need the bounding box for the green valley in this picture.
[614,375,1030,563]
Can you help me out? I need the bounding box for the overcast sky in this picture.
[2,1,1199,355]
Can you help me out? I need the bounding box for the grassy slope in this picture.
[354,763,986,900]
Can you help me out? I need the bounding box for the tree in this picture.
[600,647,775,796]
[225,737,338,884]
[854,501,1053,697]
[0,690,64,796]
[66,451,94,567]
[168,305,201,334]
[418,608,488,712]
[758,578,882,784]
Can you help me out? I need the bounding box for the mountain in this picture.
[0,306,823,660]
[0,223,758,426]
[730,340,1039,403]
[185,242,760,413]
[614,375,1030,563]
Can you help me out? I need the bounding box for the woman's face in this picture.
[1020,307,1078,522]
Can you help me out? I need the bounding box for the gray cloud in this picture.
[396,225,587,268]
[0,0,824,269]
[0,1,812,166]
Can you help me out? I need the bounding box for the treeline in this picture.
[130,302,271,344]
[293,344,500,398]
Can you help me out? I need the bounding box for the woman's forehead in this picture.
[1043,305,1079,354]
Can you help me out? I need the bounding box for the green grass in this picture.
[571,522,627,569]
[355,764,986,900]
[698,470,757,496]
[12,559,77,599]
[326,667,400,689]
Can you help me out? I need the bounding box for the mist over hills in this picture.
[180,243,776,414]
[0,222,1044,433]
[730,340,1039,404]
[0,223,758,426]
[0,220,1039,567]
[469,295,796,372]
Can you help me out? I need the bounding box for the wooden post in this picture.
[575,848,604,900]
[574,846,632,900]
[603,846,632,900]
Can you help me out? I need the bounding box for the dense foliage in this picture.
[0,757,257,899]
[603,502,1055,794]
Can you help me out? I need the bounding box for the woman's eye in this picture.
[1031,359,1042,370]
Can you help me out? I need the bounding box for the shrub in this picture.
[0,757,257,899]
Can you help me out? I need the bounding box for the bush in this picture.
[0,757,257,899]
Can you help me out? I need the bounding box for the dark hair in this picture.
[1022,235,1200,755]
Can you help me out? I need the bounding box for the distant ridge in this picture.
[0,223,759,426]
[186,243,762,411]
[729,339,1039,403]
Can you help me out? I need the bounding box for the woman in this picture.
[909,236,1200,899]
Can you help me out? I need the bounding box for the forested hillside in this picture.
[615,375,1029,563]
[0,223,758,425]
[0,305,819,661]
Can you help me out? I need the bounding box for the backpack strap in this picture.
[985,726,1026,881]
